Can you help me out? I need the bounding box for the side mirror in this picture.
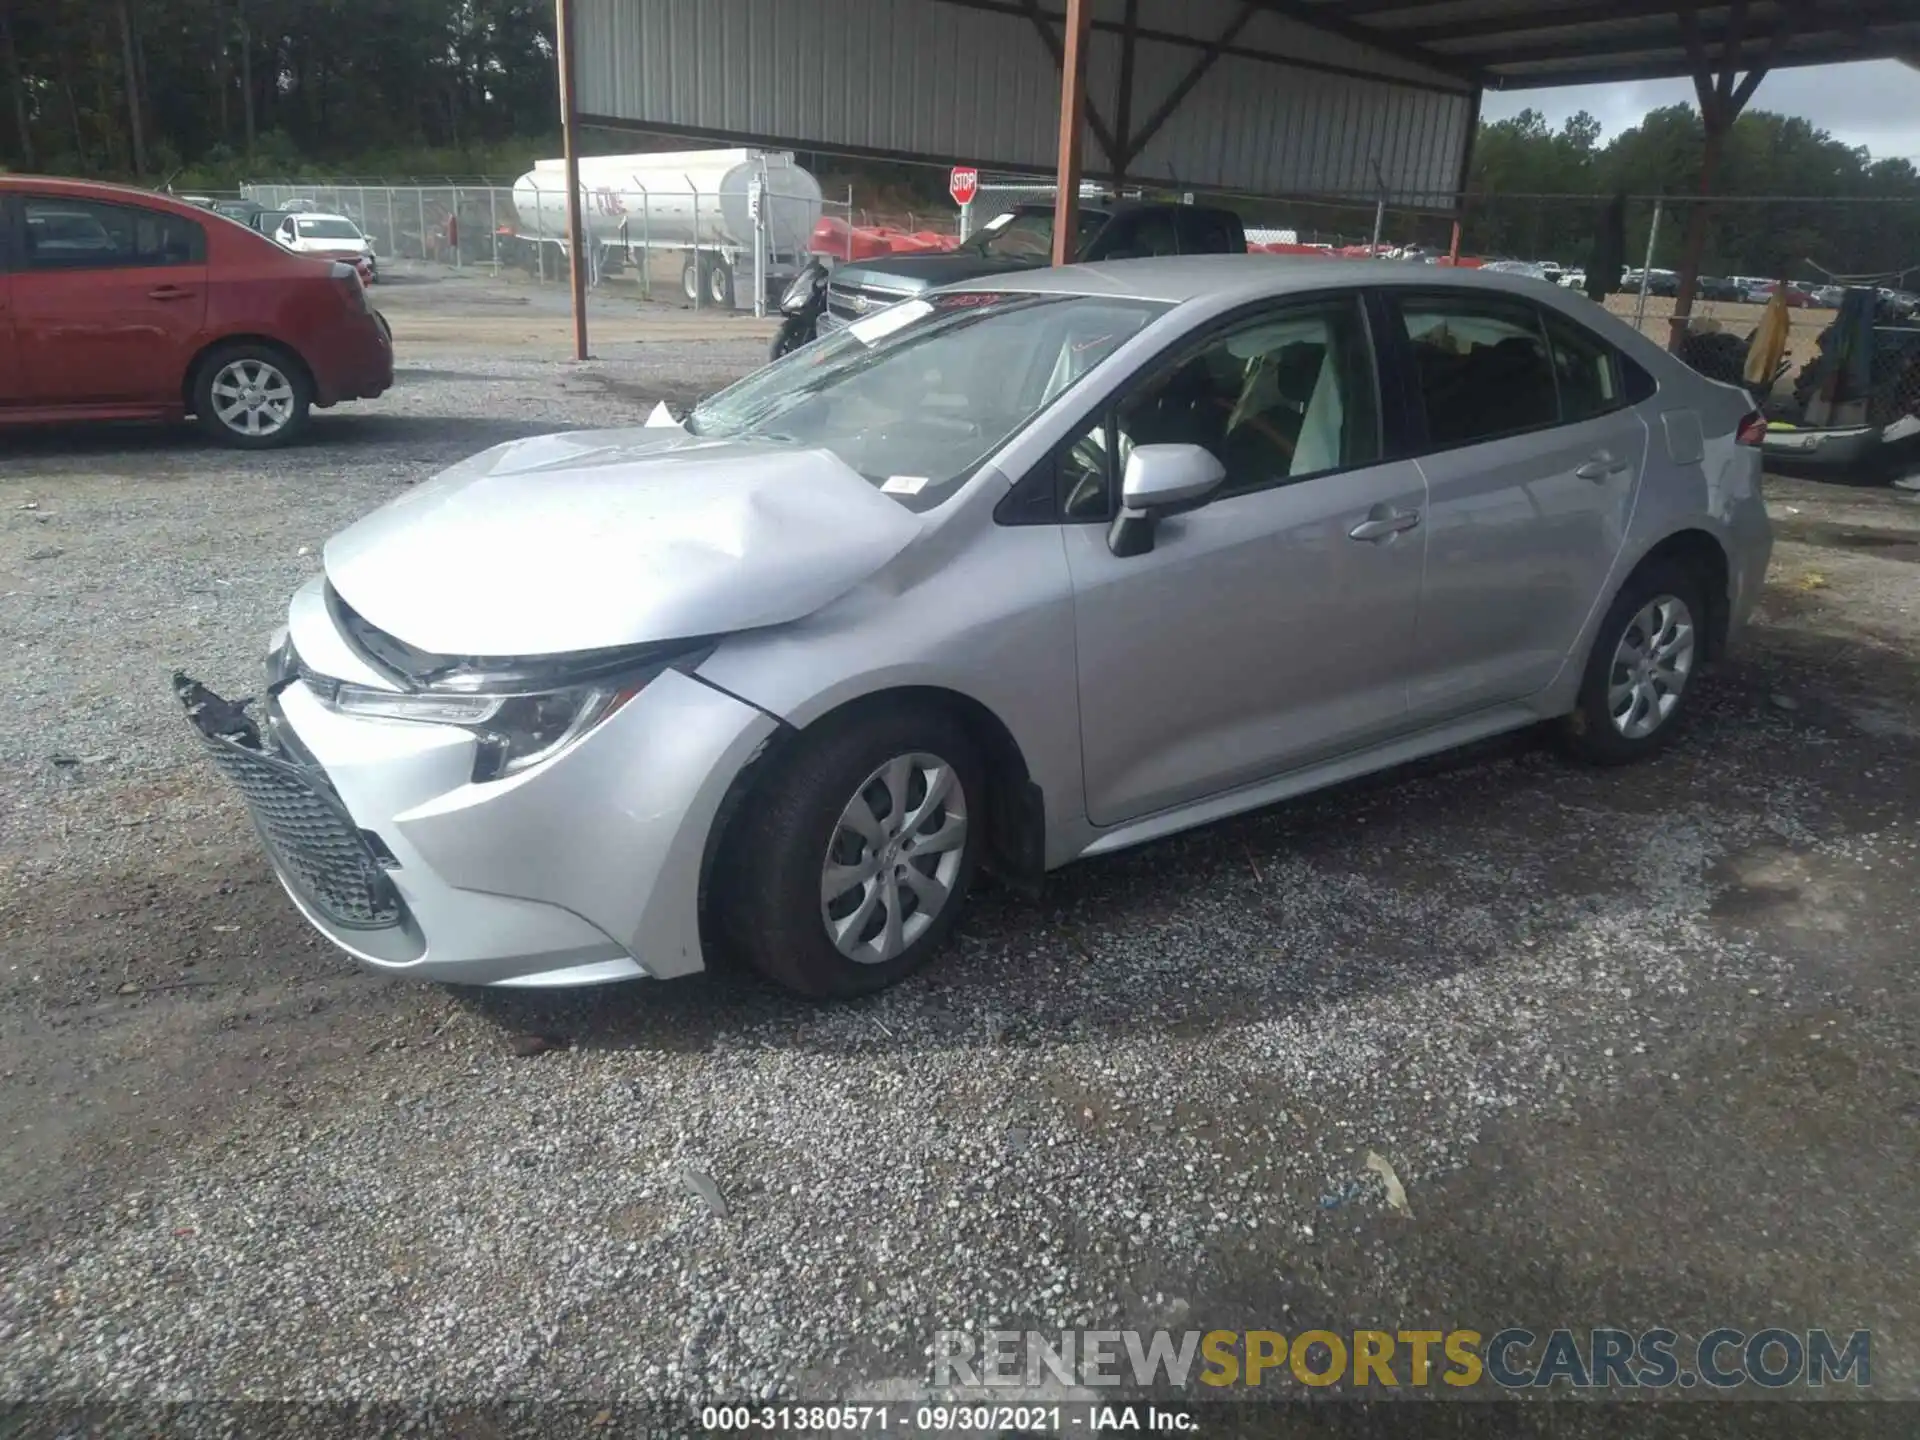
[1109,444,1226,557]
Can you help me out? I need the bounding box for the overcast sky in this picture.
[1479,59,1920,163]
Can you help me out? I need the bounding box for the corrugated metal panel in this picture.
[577,0,1067,170]
[1122,41,1471,202]
[1205,2,1465,89]
[574,0,1472,202]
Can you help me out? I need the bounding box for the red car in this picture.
[1750,280,1813,308]
[1,176,393,447]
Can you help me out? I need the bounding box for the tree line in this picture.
[1463,104,1920,283]
[0,0,559,186]
[2,1,1916,281]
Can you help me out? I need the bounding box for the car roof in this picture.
[289,212,355,224]
[945,253,1597,307]
[0,174,206,217]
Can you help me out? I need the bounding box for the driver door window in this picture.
[1058,296,1380,519]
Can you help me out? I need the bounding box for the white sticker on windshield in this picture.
[881,475,931,495]
[847,298,934,346]
[982,212,1015,231]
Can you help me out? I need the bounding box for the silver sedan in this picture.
[179,257,1772,997]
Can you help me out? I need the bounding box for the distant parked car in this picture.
[1878,288,1919,319]
[817,200,1247,340]
[1480,259,1555,284]
[1811,284,1847,309]
[1623,268,1680,297]
[0,176,393,446]
[213,197,267,227]
[1698,276,1743,302]
[1749,281,1812,308]
[271,210,379,285]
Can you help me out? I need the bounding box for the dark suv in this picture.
[819,200,1247,334]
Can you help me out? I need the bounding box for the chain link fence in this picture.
[241,176,856,312]
[237,174,1920,421]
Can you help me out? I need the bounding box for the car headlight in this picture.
[779,270,816,312]
[315,645,708,782]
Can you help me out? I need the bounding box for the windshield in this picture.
[687,292,1168,511]
[966,208,1107,261]
[298,218,361,240]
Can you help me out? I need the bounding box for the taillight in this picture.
[1736,411,1768,447]
[328,260,370,313]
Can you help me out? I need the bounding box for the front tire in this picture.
[768,318,812,361]
[1558,559,1707,765]
[192,343,312,448]
[715,707,983,998]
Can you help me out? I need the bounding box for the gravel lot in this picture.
[3,267,1919,1432]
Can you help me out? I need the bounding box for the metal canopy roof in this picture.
[1280,0,1920,90]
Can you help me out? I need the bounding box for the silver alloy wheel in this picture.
[1608,593,1696,740]
[209,357,296,438]
[820,751,968,965]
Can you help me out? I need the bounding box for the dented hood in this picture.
[322,429,926,656]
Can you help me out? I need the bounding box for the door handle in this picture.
[1575,451,1632,481]
[1348,507,1422,542]
[148,285,195,301]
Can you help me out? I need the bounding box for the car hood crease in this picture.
[322,430,926,656]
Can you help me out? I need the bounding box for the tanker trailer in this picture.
[509,148,824,309]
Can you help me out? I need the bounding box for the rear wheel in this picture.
[716,707,983,998]
[705,257,736,310]
[1558,559,1707,765]
[192,343,312,448]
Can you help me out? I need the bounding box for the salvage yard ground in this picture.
[2,266,1918,1422]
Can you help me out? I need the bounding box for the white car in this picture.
[273,212,378,282]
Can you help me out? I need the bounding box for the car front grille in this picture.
[825,282,914,323]
[196,729,402,930]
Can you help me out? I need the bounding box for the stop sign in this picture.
[949,166,979,207]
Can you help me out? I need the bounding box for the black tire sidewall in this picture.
[769,320,809,361]
[1564,560,1708,764]
[718,708,984,999]
[194,343,312,449]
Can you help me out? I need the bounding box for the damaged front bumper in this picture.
[176,672,409,938]
[175,613,781,989]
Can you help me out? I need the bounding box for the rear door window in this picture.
[1099,210,1180,260]
[1541,309,1625,422]
[1178,209,1238,254]
[1393,294,1559,449]
[21,198,205,270]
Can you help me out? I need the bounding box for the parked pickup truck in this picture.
[815,200,1247,337]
